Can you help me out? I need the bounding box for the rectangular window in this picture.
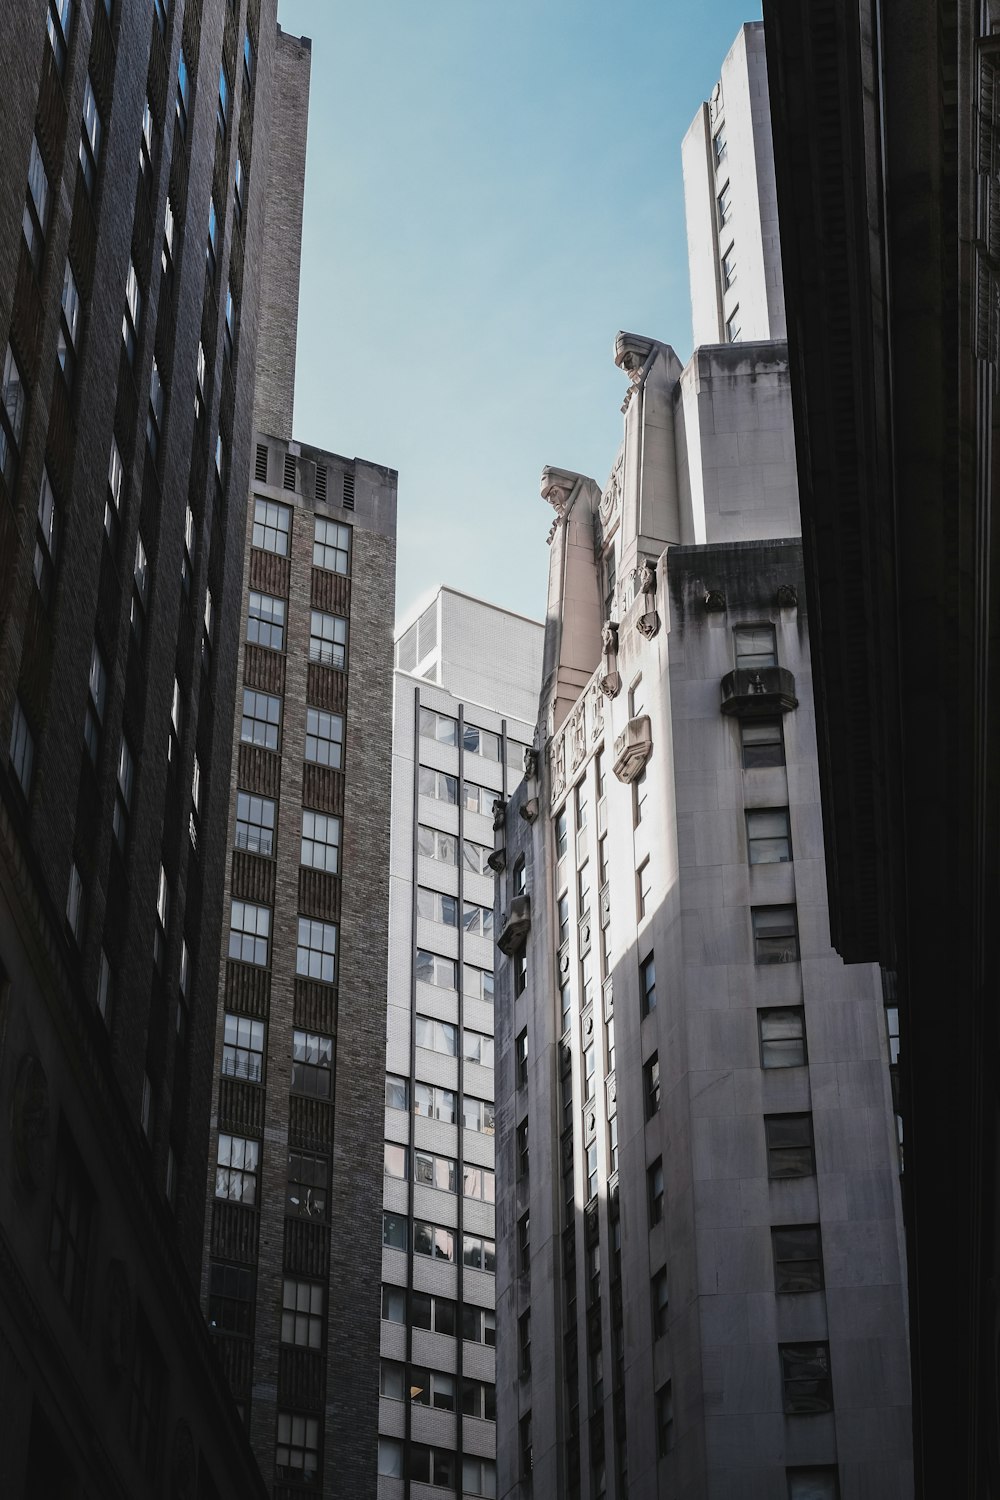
[726,305,742,344]
[517,1119,529,1178]
[414,1220,455,1262]
[713,123,728,165]
[648,1158,664,1225]
[416,886,458,927]
[65,863,84,942]
[128,1312,164,1479]
[722,244,737,289]
[735,624,777,669]
[105,437,124,540]
[415,949,457,988]
[463,1029,494,1068]
[463,1164,495,1201]
[207,1261,254,1335]
[281,1278,324,1349]
[418,824,457,865]
[462,1095,495,1134]
[415,1014,458,1056]
[304,707,343,768]
[378,1437,403,1479]
[747,807,792,864]
[252,496,291,555]
[176,46,190,136]
[234,792,276,856]
[112,734,134,849]
[645,1052,660,1117]
[772,1225,824,1294]
[462,901,493,938]
[384,1142,407,1179]
[10,696,34,796]
[463,723,501,759]
[717,180,732,228]
[415,1082,457,1125]
[416,1150,457,1192]
[309,609,348,668]
[122,258,141,364]
[49,1128,93,1323]
[23,135,50,271]
[228,900,270,967]
[652,1266,669,1338]
[276,1412,320,1485]
[418,765,458,803]
[656,1380,674,1456]
[240,688,281,751]
[385,1073,410,1110]
[752,905,800,964]
[741,717,784,768]
[286,1150,328,1220]
[462,1306,496,1346]
[640,953,656,1016]
[518,1211,530,1272]
[300,810,341,873]
[463,964,494,1004]
[215,1133,259,1204]
[462,838,491,875]
[764,1114,815,1179]
[555,808,568,860]
[313,516,350,573]
[519,1310,531,1374]
[638,858,653,919]
[47,0,74,72]
[222,1014,265,1082]
[780,1342,833,1414]
[79,76,102,191]
[296,917,337,984]
[463,781,495,816]
[516,1028,528,1088]
[247,591,285,650]
[0,345,27,482]
[787,1468,840,1500]
[58,259,81,387]
[758,1007,807,1068]
[419,706,458,746]
[463,1234,496,1273]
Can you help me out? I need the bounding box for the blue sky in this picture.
[276,0,761,625]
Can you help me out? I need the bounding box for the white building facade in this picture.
[378,590,544,1500]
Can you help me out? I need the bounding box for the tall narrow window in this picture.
[717,180,732,228]
[79,76,102,192]
[300,810,341,873]
[9,698,34,796]
[176,47,190,137]
[84,642,107,763]
[309,610,348,668]
[758,1008,807,1068]
[122,259,142,364]
[0,346,27,483]
[105,437,123,541]
[747,808,792,864]
[23,136,50,272]
[734,624,777,669]
[113,735,134,848]
[296,918,337,984]
[313,516,350,573]
[47,0,74,74]
[304,708,343,768]
[252,497,291,554]
[247,591,285,650]
[752,905,800,964]
[33,468,58,603]
[234,792,276,856]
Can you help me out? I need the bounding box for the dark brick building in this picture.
[0,1,294,1494]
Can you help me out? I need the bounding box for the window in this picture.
[128,1313,164,1479]
[462,1095,495,1134]
[418,824,457,865]
[122,258,141,364]
[275,1412,320,1485]
[583,1044,596,1102]
[300,810,341,873]
[713,123,728,165]
[764,1114,815,1179]
[304,707,343,768]
[23,136,50,272]
[463,964,494,1003]
[463,723,501,759]
[208,869,253,948]
[787,1468,840,1500]
[47,0,73,72]
[414,1220,456,1262]
[772,1225,824,1294]
[382,1211,407,1250]
[633,764,649,826]
[759,1007,807,1068]
[381,1285,406,1325]
[105,437,124,541]
[464,1455,498,1496]
[519,1310,532,1374]
[656,1381,674,1457]
[217,62,230,137]
[162,196,176,291]
[648,1158,664,1226]
[638,858,653,918]
[309,609,347,668]
[652,1266,669,1337]
[385,1074,409,1111]
[207,1261,254,1335]
[408,1365,456,1411]
[735,624,777,669]
[9,698,33,796]
[418,765,458,803]
[518,1211,530,1272]
[58,259,81,387]
[413,1291,457,1336]
[49,1128,92,1322]
[97,949,112,1021]
[247,591,285,650]
[415,949,457,988]
[139,96,155,184]
[462,838,492,875]
[416,1082,457,1124]
[463,1233,496,1272]
[0,345,26,483]
[415,1015,457,1056]
[462,1305,496,1346]
[313,516,350,573]
[378,1437,403,1479]
[741,717,784,768]
[252,496,291,554]
[296,917,337,983]
[215,1133,259,1204]
[717,180,732,228]
[286,1150,328,1220]
[176,47,190,137]
[419,706,458,745]
[464,1164,495,1201]
[557,893,570,947]
[463,781,495,816]
[462,901,493,938]
[517,1119,529,1178]
[225,281,236,360]
[463,1028,494,1068]
[726,305,742,344]
[578,860,591,916]
[206,198,219,279]
[416,886,458,927]
[555,808,568,860]
[243,28,255,85]
[604,538,618,619]
[384,1142,407,1180]
[463,1380,496,1421]
[222,1014,264,1082]
[722,243,737,289]
[585,1139,598,1200]
[233,151,245,224]
[747,807,792,864]
[281,1278,323,1349]
[516,1028,528,1088]
[640,953,657,1016]
[645,1052,660,1117]
[30,470,58,607]
[416,1150,457,1192]
[780,1343,833,1414]
[752,905,800,964]
[234,792,276,856]
[290,1029,334,1098]
[79,76,101,191]
[240,689,281,751]
[410,1446,456,1488]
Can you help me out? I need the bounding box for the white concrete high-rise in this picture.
[682,22,786,348]
[377,590,543,1500]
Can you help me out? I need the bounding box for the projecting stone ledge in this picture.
[612,716,652,784]
[720,666,798,718]
[497,895,531,956]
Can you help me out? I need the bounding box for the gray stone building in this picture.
[197,23,401,1500]
[376,588,543,1500]
[0,0,288,1494]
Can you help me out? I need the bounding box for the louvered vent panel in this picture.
[342,469,355,510]
[417,604,437,660]
[255,443,268,482]
[283,453,296,490]
[315,465,327,503]
[396,623,418,671]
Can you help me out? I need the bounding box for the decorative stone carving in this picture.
[549,734,566,806]
[635,557,660,638]
[104,1258,133,1377]
[569,708,586,769]
[492,796,506,832]
[497,895,531,957]
[523,746,538,780]
[704,589,727,612]
[612,715,653,783]
[171,1420,196,1500]
[520,747,539,823]
[11,1053,50,1190]
[599,620,621,699]
[487,798,506,873]
[614,331,658,412]
[599,454,624,530]
[589,684,604,740]
[776,583,799,608]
